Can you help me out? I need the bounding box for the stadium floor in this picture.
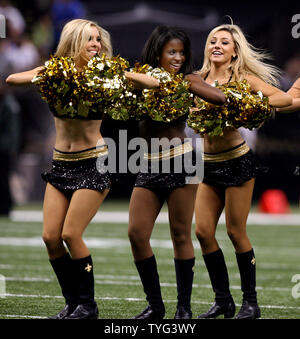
[0,201,300,319]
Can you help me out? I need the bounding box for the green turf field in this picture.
[0,201,300,319]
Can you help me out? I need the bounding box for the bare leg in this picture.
[225,179,255,253]
[195,183,234,318]
[167,184,198,259]
[42,183,70,259]
[128,187,165,319]
[194,183,225,254]
[167,184,198,318]
[62,188,109,259]
[225,179,260,318]
[61,188,109,320]
[42,184,75,318]
[128,187,164,261]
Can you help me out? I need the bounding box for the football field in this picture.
[0,200,300,319]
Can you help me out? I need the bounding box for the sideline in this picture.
[9,210,300,225]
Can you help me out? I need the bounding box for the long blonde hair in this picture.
[199,24,280,86]
[55,19,113,64]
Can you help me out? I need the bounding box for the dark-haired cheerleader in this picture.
[193,24,292,319]
[127,25,226,320]
[6,19,158,319]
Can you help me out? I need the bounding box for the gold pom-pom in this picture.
[32,54,130,119]
[129,63,193,122]
[80,54,130,119]
[32,55,78,117]
[187,80,273,136]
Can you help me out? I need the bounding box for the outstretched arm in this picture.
[277,98,300,113]
[125,71,159,89]
[277,77,300,113]
[288,77,300,98]
[246,74,293,108]
[6,66,45,86]
[184,73,226,105]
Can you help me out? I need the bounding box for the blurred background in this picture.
[0,0,299,215]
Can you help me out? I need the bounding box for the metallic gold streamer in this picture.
[187,80,273,136]
[128,63,193,122]
[32,54,130,119]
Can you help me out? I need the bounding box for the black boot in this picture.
[198,301,236,319]
[235,249,261,319]
[134,305,165,320]
[48,253,78,319]
[198,248,235,319]
[174,257,194,319]
[65,255,99,319]
[133,255,165,319]
[235,301,261,319]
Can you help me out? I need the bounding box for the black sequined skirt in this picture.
[41,147,111,198]
[203,143,267,188]
[134,142,200,199]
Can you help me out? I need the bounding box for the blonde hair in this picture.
[55,19,113,64]
[199,24,280,86]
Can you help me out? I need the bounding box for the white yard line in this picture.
[1,235,300,253]
[2,293,300,311]
[0,237,173,249]
[1,275,293,293]
[9,210,300,225]
[0,314,47,319]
